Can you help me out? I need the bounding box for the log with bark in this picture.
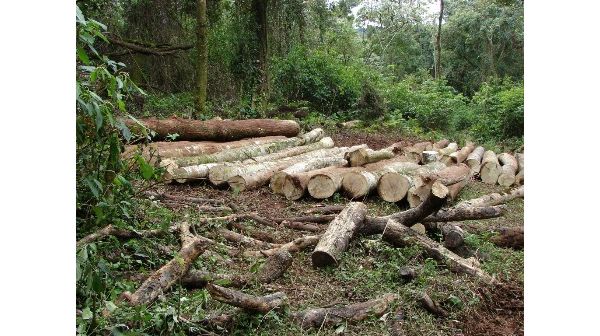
[421,150,439,164]
[379,162,447,203]
[305,167,364,200]
[167,128,324,168]
[497,153,519,187]
[311,202,368,267]
[432,139,450,150]
[378,219,496,284]
[515,153,524,185]
[270,157,349,194]
[456,186,524,208]
[480,150,501,184]
[403,141,433,162]
[417,292,448,317]
[449,141,476,165]
[122,136,287,163]
[466,146,485,174]
[342,158,419,198]
[243,235,321,258]
[290,293,398,329]
[218,229,277,249]
[423,222,465,248]
[406,163,468,207]
[255,250,293,283]
[206,284,287,313]
[490,227,524,250]
[124,117,301,141]
[240,136,335,164]
[437,142,458,156]
[345,142,402,167]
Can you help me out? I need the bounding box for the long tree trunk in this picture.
[291,293,398,329]
[497,153,518,187]
[167,128,323,169]
[209,137,334,186]
[195,0,208,117]
[311,202,367,267]
[124,136,287,164]
[434,0,444,80]
[342,158,419,198]
[125,117,300,141]
[253,0,270,96]
[480,150,501,184]
[466,146,485,174]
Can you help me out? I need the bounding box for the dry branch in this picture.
[456,186,524,208]
[206,284,287,313]
[242,235,321,258]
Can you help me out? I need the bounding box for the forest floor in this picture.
[92,128,524,335]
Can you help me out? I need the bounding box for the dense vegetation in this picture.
[76,1,524,334]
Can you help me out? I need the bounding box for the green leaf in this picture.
[137,157,155,180]
[85,177,102,199]
[81,307,93,320]
[77,47,90,65]
[76,6,86,24]
[116,120,132,142]
[95,109,104,131]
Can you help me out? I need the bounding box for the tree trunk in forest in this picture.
[480,150,501,184]
[456,186,523,208]
[125,117,300,141]
[497,153,518,187]
[270,157,349,194]
[342,159,419,198]
[311,202,367,267]
[515,153,524,185]
[290,293,398,329]
[253,0,270,96]
[307,167,365,199]
[466,146,485,174]
[168,128,323,168]
[434,0,444,79]
[195,0,208,117]
[207,284,286,313]
[380,220,496,284]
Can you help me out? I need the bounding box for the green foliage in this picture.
[271,46,362,113]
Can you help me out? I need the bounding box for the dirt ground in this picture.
[144,128,524,335]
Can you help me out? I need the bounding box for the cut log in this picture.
[122,136,287,164]
[345,143,402,167]
[497,153,519,187]
[122,235,211,305]
[466,146,485,174]
[480,150,501,184]
[456,186,524,208]
[403,141,433,162]
[432,139,450,150]
[306,167,364,199]
[417,292,448,317]
[241,137,335,164]
[243,235,321,258]
[169,128,324,168]
[449,142,476,165]
[380,219,496,284]
[515,153,524,185]
[437,142,458,156]
[424,222,465,248]
[311,202,368,267]
[379,162,446,203]
[406,163,470,207]
[291,293,398,329]
[255,250,293,283]
[270,157,348,194]
[490,227,524,250]
[218,229,277,249]
[342,159,419,198]
[447,176,471,201]
[124,117,300,141]
[421,151,439,164]
[206,284,287,313]
[421,205,505,223]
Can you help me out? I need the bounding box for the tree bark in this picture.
[240,137,334,164]
[432,139,450,150]
[255,250,293,283]
[424,222,465,248]
[206,284,286,313]
[480,150,501,184]
[125,117,300,141]
[515,153,524,185]
[376,161,438,202]
[342,159,419,198]
[168,128,323,168]
[403,141,433,162]
[490,227,524,250]
[379,220,496,284]
[253,0,270,96]
[311,202,368,267]
[270,157,349,194]
[434,0,444,79]
[449,141,475,164]
[466,146,485,174]
[345,143,402,167]
[290,293,398,329]
[497,153,518,187]
[195,0,208,117]
[456,186,523,208]
[437,142,458,156]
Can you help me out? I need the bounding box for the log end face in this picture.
[311,250,338,268]
[228,176,247,192]
[342,173,369,198]
[308,175,336,199]
[378,173,410,202]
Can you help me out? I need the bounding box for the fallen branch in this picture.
[456,186,524,208]
[206,284,287,313]
[76,224,165,249]
[243,235,321,258]
[417,291,448,317]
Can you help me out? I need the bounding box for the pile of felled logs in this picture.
[124,118,524,206]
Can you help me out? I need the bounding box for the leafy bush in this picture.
[271,46,362,113]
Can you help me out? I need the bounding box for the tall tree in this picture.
[196,0,208,117]
[253,0,269,96]
[434,0,444,79]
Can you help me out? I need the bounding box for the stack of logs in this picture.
[124,117,524,208]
